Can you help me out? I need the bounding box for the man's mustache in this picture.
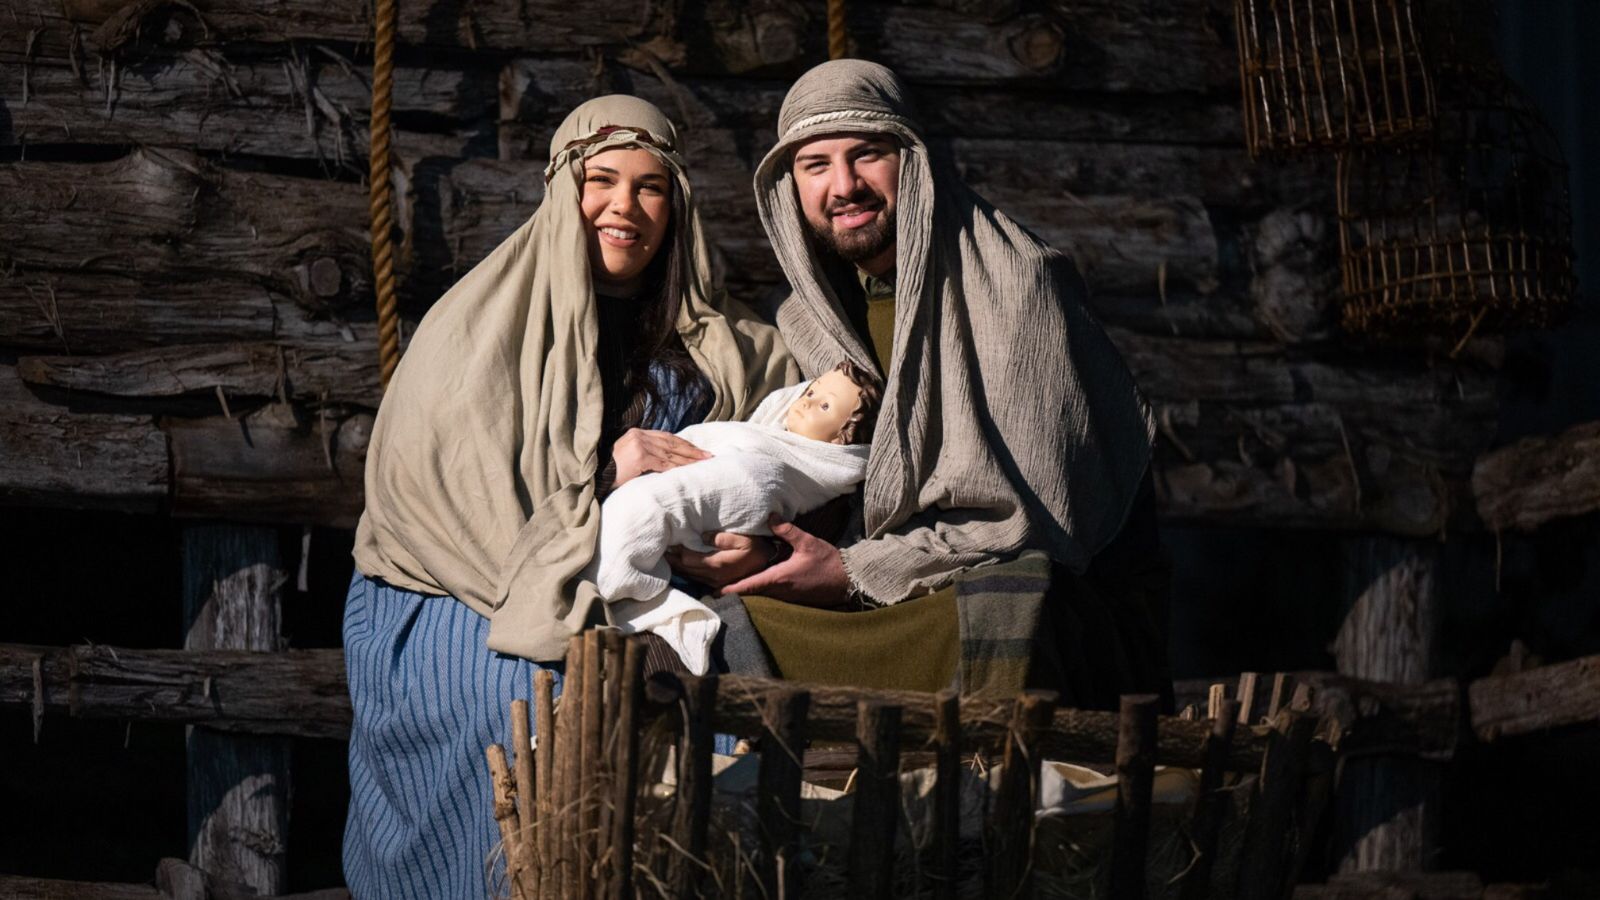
[825,191,886,215]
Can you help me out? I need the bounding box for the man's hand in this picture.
[611,428,711,488]
[722,516,852,608]
[667,532,774,593]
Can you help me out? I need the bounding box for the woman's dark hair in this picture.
[833,360,882,445]
[616,182,707,426]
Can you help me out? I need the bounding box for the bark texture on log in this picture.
[1472,421,1600,532]
[0,365,167,510]
[182,525,290,895]
[1468,654,1600,741]
[0,643,352,739]
[0,150,370,316]
[1,55,491,162]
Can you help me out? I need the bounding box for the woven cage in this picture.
[1337,66,1576,342]
[1235,0,1437,156]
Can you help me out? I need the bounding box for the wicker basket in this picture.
[1235,0,1437,157]
[1337,66,1576,343]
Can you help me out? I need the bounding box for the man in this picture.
[677,60,1165,700]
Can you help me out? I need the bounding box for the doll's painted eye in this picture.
[821,403,829,410]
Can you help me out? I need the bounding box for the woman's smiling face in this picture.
[581,147,673,295]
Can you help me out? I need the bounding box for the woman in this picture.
[343,96,796,898]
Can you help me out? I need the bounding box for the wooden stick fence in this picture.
[484,635,1342,899]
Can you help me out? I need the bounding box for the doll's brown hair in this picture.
[833,360,882,445]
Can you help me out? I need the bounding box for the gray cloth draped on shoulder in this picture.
[354,95,799,661]
[753,60,1157,604]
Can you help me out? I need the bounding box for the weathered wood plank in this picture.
[2,53,491,162]
[0,875,161,899]
[0,270,278,354]
[846,0,1238,92]
[19,337,382,407]
[0,149,370,313]
[3,0,1236,90]
[166,404,372,528]
[1472,421,1600,532]
[0,0,659,61]
[0,643,351,739]
[0,364,167,510]
[498,57,1247,147]
[1468,653,1600,741]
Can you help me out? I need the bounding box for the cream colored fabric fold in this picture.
[753,61,1155,603]
[355,95,799,661]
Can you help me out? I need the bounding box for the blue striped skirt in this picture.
[342,571,562,899]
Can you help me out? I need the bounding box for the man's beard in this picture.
[806,194,896,264]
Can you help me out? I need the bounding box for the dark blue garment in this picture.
[343,363,709,899]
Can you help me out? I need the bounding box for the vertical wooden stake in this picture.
[608,638,644,900]
[1179,698,1240,900]
[511,700,535,895]
[487,744,527,899]
[757,686,810,900]
[849,700,903,899]
[534,669,556,900]
[576,630,603,899]
[594,630,622,898]
[554,635,585,900]
[1237,710,1316,900]
[932,690,961,900]
[990,691,1057,899]
[1235,672,1261,725]
[1110,693,1160,900]
[668,674,717,897]
[1267,672,1297,719]
[1207,683,1228,721]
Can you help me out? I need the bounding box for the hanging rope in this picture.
[827,0,847,60]
[369,0,401,389]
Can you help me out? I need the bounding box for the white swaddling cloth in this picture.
[595,382,869,673]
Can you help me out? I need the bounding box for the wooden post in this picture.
[1110,694,1160,900]
[932,690,961,900]
[1333,537,1442,873]
[757,686,810,900]
[667,674,717,897]
[554,636,585,900]
[512,699,535,877]
[608,639,644,900]
[578,630,603,900]
[486,743,527,898]
[988,691,1056,899]
[1179,698,1240,900]
[181,525,289,894]
[534,669,556,900]
[596,629,624,899]
[849,701,903,899]
[1237,710,1317,900]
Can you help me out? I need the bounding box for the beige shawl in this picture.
[355,95,798,660]
[753,61,1155,603]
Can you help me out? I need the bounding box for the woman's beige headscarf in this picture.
[754,61,1155,603]
[355,95,798,661]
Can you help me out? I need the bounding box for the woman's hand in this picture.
[667,532,775,593]
[722,516,852,608]
[611,428,711,488]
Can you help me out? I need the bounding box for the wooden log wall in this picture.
[0,0,1502,534]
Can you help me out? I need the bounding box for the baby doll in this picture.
[593,361,881,673]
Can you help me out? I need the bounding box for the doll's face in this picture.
[784,370,863,444]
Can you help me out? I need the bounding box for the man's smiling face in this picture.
[790,133,900,274]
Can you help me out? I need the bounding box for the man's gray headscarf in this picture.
[754,60,1156,603]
